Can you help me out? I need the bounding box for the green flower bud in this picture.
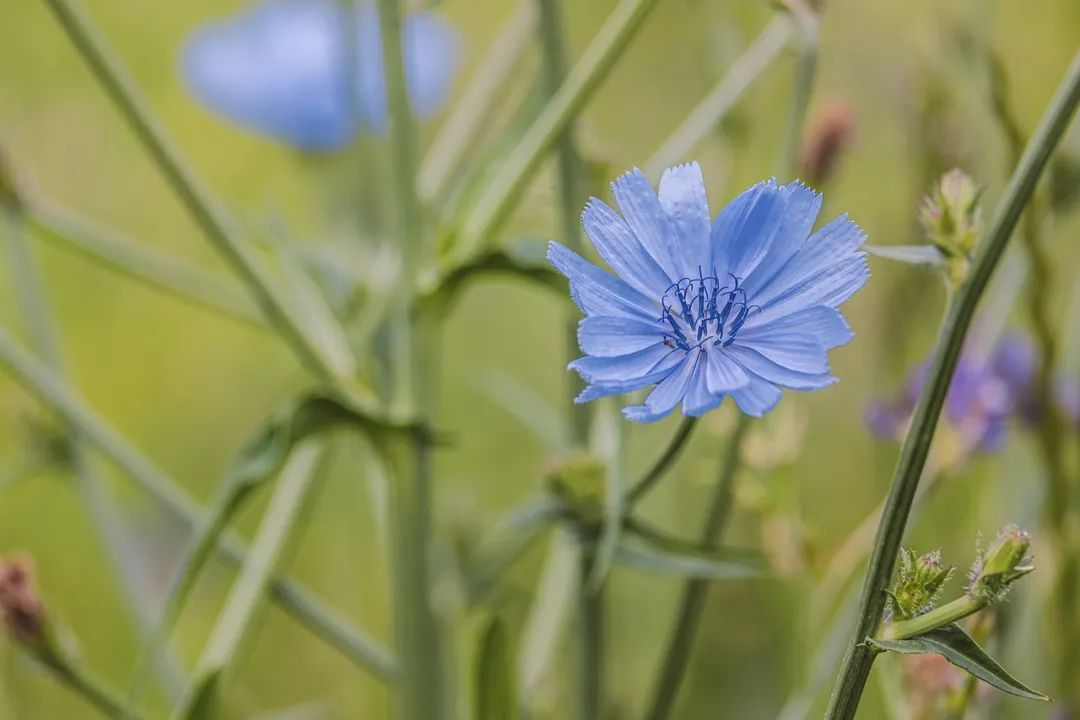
[888,548,956,620]
[543,451,605,526]
[968,524,1034,603]
[920,169,981,283]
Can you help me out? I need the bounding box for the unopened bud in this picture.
[888,548,955,620]
[920,169,981,279]
[543,451,605,525]
[798,102,857,186]
[968,525,1033,602]
[0,555,46,646]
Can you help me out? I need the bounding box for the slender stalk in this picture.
[377,2,442,719]
[2,205,184,698]
[626,416,699,504]
[577,544,603,720]
[825,50,1080,720]
[451,0,662,265]
[644,415,750,720]
[0,326,398,680]
[876,595,984,642]
[172,442,327,719]
[419,2,537,203]
[644,16,794,176]
[26,200,262,327]
[40,0,371,408]
[37,652,139,720]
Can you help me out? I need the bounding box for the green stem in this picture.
[626,416,699,504]
[825,49,1080,720]
[377,2,442,719]
[172,442,328,719]
[40,0,371,408]
[39,653,139,720]
[876,595,985,642]
[2,205,184,698]
[643,415,750,720]
[644,16,794,176]
[26,200,262,327]
[779,1,820,180]
[451,0,662,265]
[0,326,398,680]
[577,543,604,720]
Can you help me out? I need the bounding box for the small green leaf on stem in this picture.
[613,537,760,580]
[865,244,946,267]
[867,624,1048,702]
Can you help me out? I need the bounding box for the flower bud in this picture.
[0,555,46,647]
[968,525,1033,602]
[920,169,981,280]
[543,451,605,526]
[888,548,955,620]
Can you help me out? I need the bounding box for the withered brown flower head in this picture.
[0,555,46,644]
[798,102,857,187]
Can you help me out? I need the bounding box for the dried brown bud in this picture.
[798,102,857,186]
[0,555,46,644]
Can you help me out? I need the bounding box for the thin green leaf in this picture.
[175,670,223,720]
[587,405,623,593]
[866,623,1049,701]
[613,537,761,581]
[865,244,946,266]
[469,368,564,453]
[474,616,519,720]
[466,496,565,603]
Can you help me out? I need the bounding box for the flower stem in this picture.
[876,595,985,642]
[0,327,398,680]
[1,204,184,698]
[40,0,373,410]
[825,49,1080,720]
[778,0,820,180]
[37,651,139,720]
[643,414,750,720]
[451,0,662,265]
[577,544,604,720]
[376,2,443,719]
[626,416,699,505]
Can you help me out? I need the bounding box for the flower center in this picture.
[660,270,757,351]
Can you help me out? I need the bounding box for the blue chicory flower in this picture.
[548,163,869,422]
[865,334,1037,452]
[182,0,459,150]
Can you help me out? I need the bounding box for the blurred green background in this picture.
[1,0,1078,718]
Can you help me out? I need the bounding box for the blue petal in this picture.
[704,344,750,393]
[725,347,837,391]
[611,169,682,283]
[183,0,355,150]
[750,214,867,323]
[710,179,786,280]
[576,368,675,403]
[547,242,657,321]
[739,306,853,349]
[744,181,822,296]
[623,354,698,422]
[569,344,680,383]
[578,316,666,357]
[730,375,783,417]
[582,198,672,298]
[682,350,725,416]
[658,163,712,280]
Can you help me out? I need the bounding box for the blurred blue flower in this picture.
[548,163,868,422]
[182,0,459,150]
[865,334,1037,452]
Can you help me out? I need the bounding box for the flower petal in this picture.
[710,179,786,280]
[658,162,711,279]
[725,346,837,390]
[739,306,853,350]
[569,344,680,383]
[682,350,725,416]
[612,169,684,284]
[547,242,657,321]
[623,353,698,422]
[730,375,783,417]
[705,344,750,394]
[744,181,822,295]
[576,368,675,403]
[578,316,666,357]
[582,198,673,298]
